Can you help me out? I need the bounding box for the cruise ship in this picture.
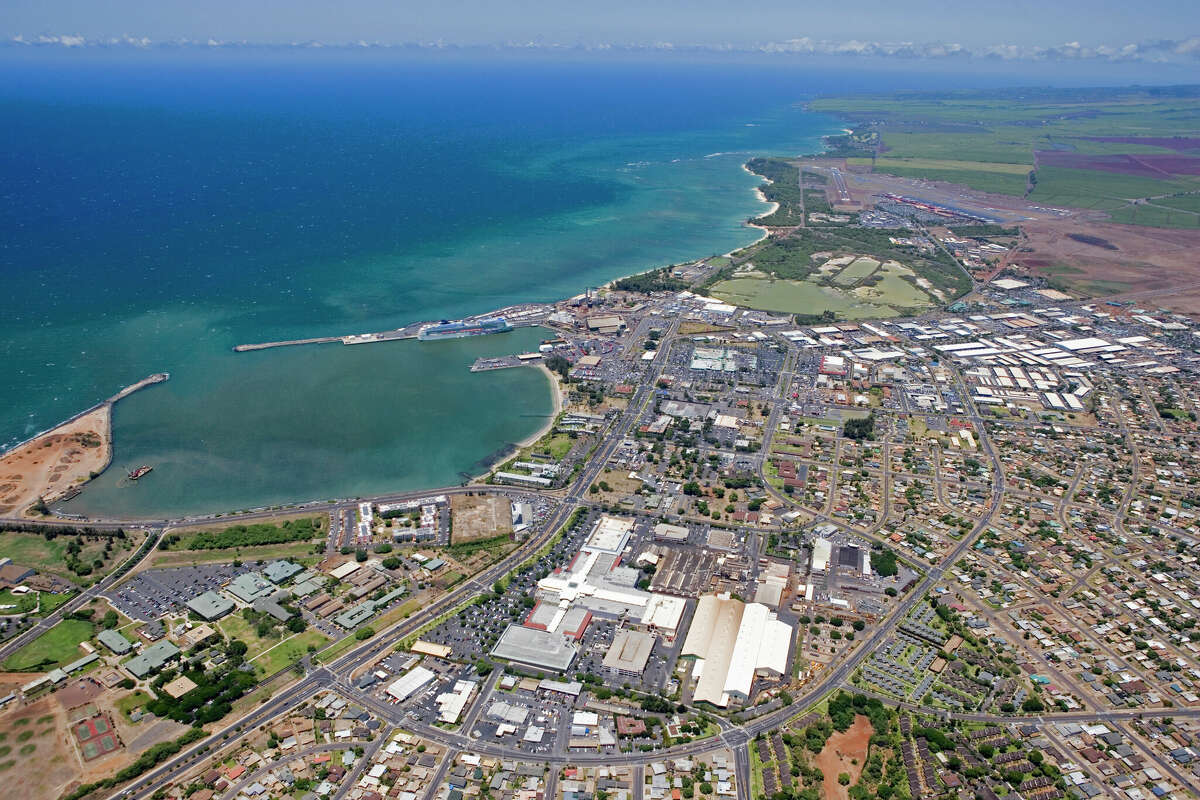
[417,316,513,341]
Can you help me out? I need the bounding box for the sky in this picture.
[4,0,1200,55]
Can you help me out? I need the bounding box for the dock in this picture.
[232,304,553,353]
[470,353,543,372]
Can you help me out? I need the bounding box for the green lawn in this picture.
[710,277,901,318]
[115,690,151,720]
[527,431,574,461]
[0,589,72,616]
[250,629,330,676]
[2,619,94,672]
[314,634,359,664]
[216,614,285,661]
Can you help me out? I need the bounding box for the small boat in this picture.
[128,465,153,480]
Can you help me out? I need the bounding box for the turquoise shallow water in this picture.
[0,52,842,517]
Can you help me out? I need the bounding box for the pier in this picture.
[469,353,543,372]
[232,304,553,353]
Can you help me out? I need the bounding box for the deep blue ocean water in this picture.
[0,50,1072,516]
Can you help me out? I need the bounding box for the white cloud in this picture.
[5,32,1200,64]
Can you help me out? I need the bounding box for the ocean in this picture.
[0,51,853,517]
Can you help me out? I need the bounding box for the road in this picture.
[72,317,1189,800]
[0,527,162,662]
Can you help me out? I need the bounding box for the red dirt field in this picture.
[1080,136,1200,151]
[815,715,873,800]
[1035,151,1200,177]
[1017,219,1200,314]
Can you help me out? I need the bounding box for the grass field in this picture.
[1154,195,1200,213]
[216,614,281,661]
[711,277,899,318]
[1108,204,1200,229]
[146,540,320,569]
[832,257,879,286]
[1031,167,1200,207]
[869,164,1030,196]
[115,689,150,719]
[314,633,359,664]
[851,157,1032,174]
[2,619,94,671]
[250,629,329,676]
[0,588,72,616]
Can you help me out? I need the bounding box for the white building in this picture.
[681,594,792,706]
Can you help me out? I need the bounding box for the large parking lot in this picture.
[106,563,255,621]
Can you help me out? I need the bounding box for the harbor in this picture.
[232,304,552,353]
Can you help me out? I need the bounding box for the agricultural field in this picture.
[815,86,1200,228]
[2,618,94,671]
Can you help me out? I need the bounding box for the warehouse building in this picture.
[386,666,436,702]
[681,594,792,707]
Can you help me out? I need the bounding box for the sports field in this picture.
[1,618,94,671]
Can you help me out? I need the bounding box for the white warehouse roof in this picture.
[386,666,436,702]
[682,595,792,707]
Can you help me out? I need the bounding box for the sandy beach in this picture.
[470,362,565,484]
[0,404,112,516]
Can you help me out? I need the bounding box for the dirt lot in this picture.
[814,714,873,800]
[0,406,110,515]
[1017,218,1200,310]
[450,494,512,544]
[0,693,82,800]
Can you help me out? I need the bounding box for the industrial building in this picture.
[435,679,478,724]
[681,594,792,707]
[490,514,685,672]
[811,537,833,573]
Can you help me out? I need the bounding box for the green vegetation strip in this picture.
[163,517,323,551]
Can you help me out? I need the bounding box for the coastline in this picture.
[0,374,168,518]
[469,362,565,485]
[41,154,789,518]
